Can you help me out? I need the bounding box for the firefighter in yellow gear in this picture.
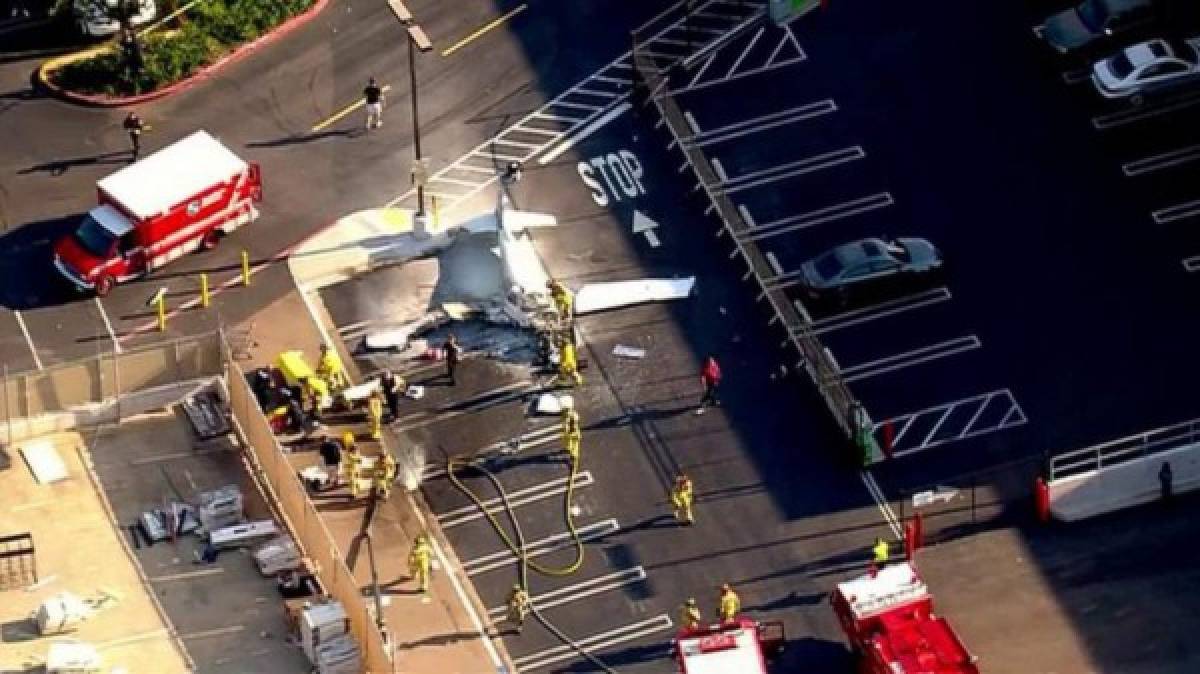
[546,279,573,321]
[315,343,347,392]
[506,584,531,633]
[718,584,740,623]
[679,598,702,630]
[343,433,362,499]
[367,389,384,440]
[373,449,396,500]
[409,534,433,593]
[556,340,583,387]
[671,474,695,525]
[562,407,582,464]
[872,537,889,564]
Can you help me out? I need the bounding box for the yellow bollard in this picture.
[156,294,166,332]
[241,250,250,286]
[432,196,440,230]
[200,273,210,308]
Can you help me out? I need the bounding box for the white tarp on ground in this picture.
[574,277,696,314]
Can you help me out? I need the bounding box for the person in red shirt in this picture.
[697,355,721,415]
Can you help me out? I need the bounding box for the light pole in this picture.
[386,1,433,219]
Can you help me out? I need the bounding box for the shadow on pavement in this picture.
[0,213,87,310]
[18,150,130,176]
[246,129,359,148]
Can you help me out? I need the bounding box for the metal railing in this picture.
[631,1,865,447]
[1049,417,1200,481]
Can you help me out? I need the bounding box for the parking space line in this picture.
[840,335,981,383]
[463,519,619,576]
[513,614,673,671]
[436,472,594,529]
[667,25,806,96]
[421,425,559,481]
[1152,198,1200,224]
[713,146,864,195]
[1123,143,1200,176]
[727,26,764,78]
[13,310,43,370]
[1183,256,1200,272]
[877,389,1028,459]
[809,288,953,335]
[94,297,123,354]
[738,192,893,242]
[678,99,837,148]
[486,567,646,618]
[1092,91,1200,130]
[389,380,537,433]
[860,471,903,537]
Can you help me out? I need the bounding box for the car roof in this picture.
[1125,39,1172,68]
[832,238,889,265]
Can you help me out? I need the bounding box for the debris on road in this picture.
[575,277,696,314]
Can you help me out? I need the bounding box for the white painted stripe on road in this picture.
[94,297,122,354]
[739,192,894,242]
[149,567,224,582]
[810,288,952,336]
[1123,143,1200,176]
[513,614,673,671]
[421,426,560,480]
[486,567,646,618]
[682,99,837,148]
[13,310,43,371]
[727,26,764,78]
[861,471,903,538]
[711,157,729,182]
[539,102,632,165]
[765,251,784,277]
[464,519,619,576]
[684,110,701,135]
[390,380,536,433]
[1092,91,1200,130]
[714,146,865,195]
[1153,198,1200,224]
[841,335,982,383]
[437,472,595,529]
[574,87,620,99]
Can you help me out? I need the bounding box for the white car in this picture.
[1092,37,1200,104]
[74,0,156,38]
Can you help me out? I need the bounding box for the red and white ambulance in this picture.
[53,130,262,296]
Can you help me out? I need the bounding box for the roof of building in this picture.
[97,130,247,220]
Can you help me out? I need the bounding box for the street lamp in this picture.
[386,0,433,220]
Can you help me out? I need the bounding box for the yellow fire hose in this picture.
[446,438,617,673]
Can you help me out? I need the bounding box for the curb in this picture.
[38,0,332,108]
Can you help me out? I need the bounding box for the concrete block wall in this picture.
[1048,441,1200,521]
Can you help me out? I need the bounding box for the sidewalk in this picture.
[240,286,514,674]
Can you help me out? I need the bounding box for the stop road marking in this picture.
[578,150,646,206]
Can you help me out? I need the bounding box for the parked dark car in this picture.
[1039,0,1154,54]
[797,237,944,308]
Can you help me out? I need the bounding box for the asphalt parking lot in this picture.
[636,0,1200,499]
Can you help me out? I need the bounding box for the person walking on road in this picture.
[379,369,403,420]
[443,334,462,386]
[555,338,583,388]
[364,78,384,130]
[318,433,342,487]
[546,279,573,323]
[367,389,384,440]
[372,449,396,501]
[872,537,890,564]
[123,112,145,161]
[409,534,433,593]
[506,584,531,633]
[718,584,740,623]
[1160,461,1174,503]
[343,432,362,499]
[696,355,721,415]
[679,598,702,630]
[670,474,695,525]
[316,343,347,392]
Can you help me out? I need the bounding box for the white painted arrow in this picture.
[633,210,661,248]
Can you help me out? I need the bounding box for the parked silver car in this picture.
[1093,37,1200,103]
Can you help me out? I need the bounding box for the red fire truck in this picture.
[674,617,785,673]
[54,130,262,296]
[832,562,980,674]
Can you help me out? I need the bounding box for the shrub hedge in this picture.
[52,0,315,96]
